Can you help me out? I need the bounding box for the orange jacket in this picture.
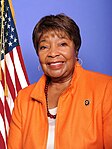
[8,64,112,149]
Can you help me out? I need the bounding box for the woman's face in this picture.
[38,31,77,82]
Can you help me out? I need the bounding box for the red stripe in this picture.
[0,57,16,101]
[0,132,5,149]
[15,68,22,93]
[16,46,30,85]
[0,99,7,148]
[0,1,29,148]
[1,68,5,91]
[0,70,7,137]
[0,99,5,120]
[9,50,22,93]
[5,60,16,101]
[0,65,12,122]
[5,96,12,125]
[0,47,29,149]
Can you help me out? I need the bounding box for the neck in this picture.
[47,74,73,101]
[48,69,74,86]
[49,77,72,91]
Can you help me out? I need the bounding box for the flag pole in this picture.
[3,30,8,97]
[0,0,4,80]
[8,0,15,23]
[0,0,8,96]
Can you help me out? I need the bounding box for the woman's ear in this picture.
[75,50,78,58]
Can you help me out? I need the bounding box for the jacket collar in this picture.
[30,75,47,104]
[30,62,83,104]
[70,62,83,87]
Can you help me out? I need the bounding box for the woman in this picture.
[8,14,112,149]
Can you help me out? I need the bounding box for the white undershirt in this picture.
[47,107,57,149]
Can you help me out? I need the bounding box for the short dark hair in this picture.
[32,13,81,56]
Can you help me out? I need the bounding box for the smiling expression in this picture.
[38,30,77,82]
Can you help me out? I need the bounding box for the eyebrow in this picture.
[39,39,47,44]
[39,34,69,44]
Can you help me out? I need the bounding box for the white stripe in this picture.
[5,53,17,95]
[0,82,5,103]
[6,90,14,114]
[0,82,12,135]
[0,57,14,113]
[4,109,10,137]
[0,85,13,146]
[13,47,28,88]
[0,54,17,97]
[0,56,15,113]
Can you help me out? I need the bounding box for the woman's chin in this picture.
[46,70,65,79]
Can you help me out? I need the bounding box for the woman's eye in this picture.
[60,42,67,47]
[39,46,47,50]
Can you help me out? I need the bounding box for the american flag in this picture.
[0,0,30,149]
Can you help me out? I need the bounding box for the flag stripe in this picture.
[7,50,22,94]
[5,61,16,101]
[16,46,30,84]
[0,101,7,149]
[0,59,15,114]
[0,0,30,148]
[0,131,6,149]
[1,57,16,102]
[5,97,11,126]
[0,99,5,122]
[13,47,28,88]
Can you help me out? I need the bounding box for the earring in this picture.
[76,57,83,66]
[38,65,41,71]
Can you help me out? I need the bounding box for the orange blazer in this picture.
[8,64,112,149]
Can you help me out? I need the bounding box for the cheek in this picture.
[38,53,46,64]
[66,50,76,66]
[64,49,76,60]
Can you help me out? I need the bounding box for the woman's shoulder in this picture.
[20,82,37,93]
[78,67,112,92]
[17,74,46,99]
[78,68,112,101]
[82,68,112,83]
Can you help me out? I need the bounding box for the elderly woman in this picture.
[8,14,112,149]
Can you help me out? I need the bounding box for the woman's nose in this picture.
[48,45,59,58]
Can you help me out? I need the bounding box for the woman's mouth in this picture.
[47,61,64,69]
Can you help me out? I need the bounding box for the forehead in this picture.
[40,30,70,40]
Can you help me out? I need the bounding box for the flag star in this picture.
[5,21,7,25]
[8,41,12,47]
[10,34,13,39]
[6,6,9,11]
[5,38,8,43]
[5,13,7,18]
[7,24,10,29]
[14,38,17,43]
[6,32,8,36]
[8,17,11,22]
[11,27,14,32]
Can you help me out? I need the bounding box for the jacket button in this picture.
[84,100,90,106]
